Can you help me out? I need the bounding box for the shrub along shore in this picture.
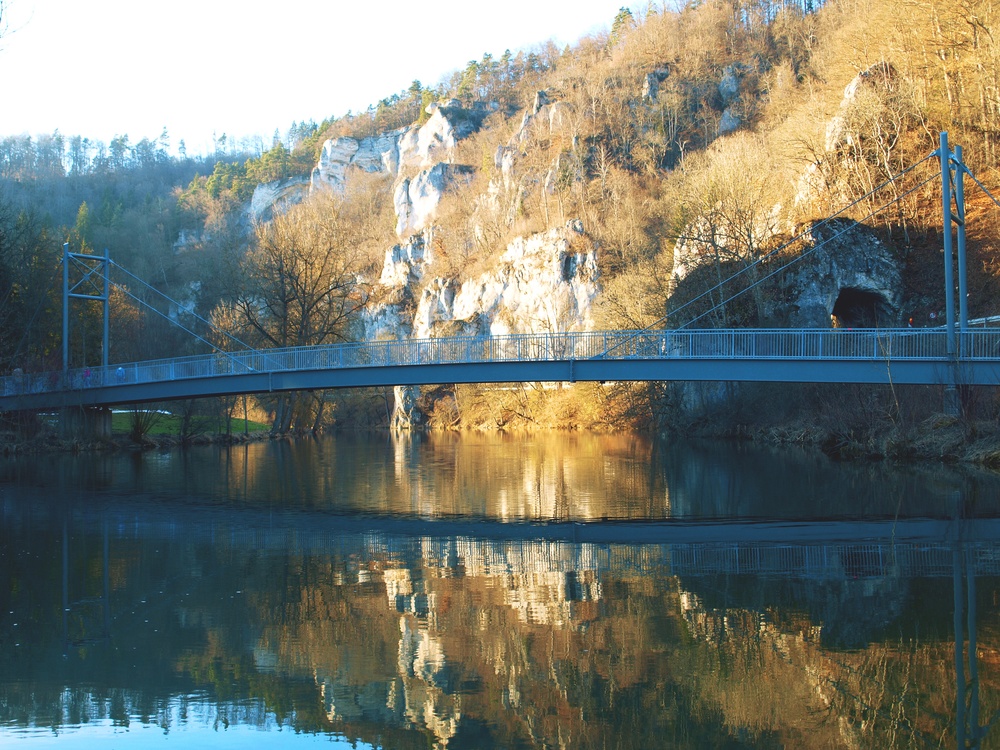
[3,396,1000,472]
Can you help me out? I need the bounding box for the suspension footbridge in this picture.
[1,133,998,415]
[2,327,1000,413]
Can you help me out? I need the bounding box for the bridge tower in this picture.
[61,243,112,438]
[940,132,968,414]
[62,242,110,373]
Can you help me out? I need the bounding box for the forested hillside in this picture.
[1,0,998,441]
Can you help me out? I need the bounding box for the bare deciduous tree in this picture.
[673,132,787,325]
[213,181,390,432]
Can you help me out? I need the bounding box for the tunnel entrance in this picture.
[831,288,892,328]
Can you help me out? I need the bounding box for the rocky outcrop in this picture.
[310,132,403,192]
[172,229,209,252]
[411,221,599,339]
[516,91,575,144]
[379,233,433,289]
[718,108,741,135]
[367,220,600,342]
[670,217,902,329]
[394,163,474,237]
[249,177,310,221]
[718,64,745,106]
[642,68,670,103]
[717,63,748,135]
[777,219,902,328]
[794,62,899,211]
[389,102,487,238]
[362,220,601,430]
[824,62,897,154]
[251,101,485,233]
[397,100,487,171]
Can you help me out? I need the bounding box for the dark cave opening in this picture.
[831,288,892,328]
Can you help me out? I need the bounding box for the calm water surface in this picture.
[2,432,1000,748]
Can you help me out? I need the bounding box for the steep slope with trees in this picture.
[2,0,999,447]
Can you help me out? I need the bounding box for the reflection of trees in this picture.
[4,505,1000,748]
[215,432,668,522]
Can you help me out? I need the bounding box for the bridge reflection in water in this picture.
[2,486,998,748]
[4,327,1000,411]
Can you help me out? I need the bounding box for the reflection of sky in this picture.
[2,703,367,749]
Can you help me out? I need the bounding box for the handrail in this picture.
[3,328,999,398]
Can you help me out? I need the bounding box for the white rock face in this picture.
[794,62,898,211]
[397,100,484,170]
[354,131,402,174]
[314,137,359,187]
[411,221,599,339]
[380,233,433,288]
[413,278,459,338]
[310,131,403,193]
[397,114,448,170]
[394,163,474,237]
[368,221,600,429]
[249,177,310,221]
[254,100,486,242]
[365,221,600,341]
[825,62,896,153]
[515,92,575,144]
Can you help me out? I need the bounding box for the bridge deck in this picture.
[2,329,999,411]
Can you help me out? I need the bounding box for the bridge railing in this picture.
[3,328,999,399]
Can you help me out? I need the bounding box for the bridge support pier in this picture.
[60,407,112,440]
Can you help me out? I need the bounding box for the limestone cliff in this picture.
[363,220,601,430]
[777,219,902,328]
[364,220,599,341]
[235,97,596,430]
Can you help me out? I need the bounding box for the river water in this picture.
[2,432,1000,748]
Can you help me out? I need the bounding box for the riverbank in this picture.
[681,412,1000,469]
[4,396,1000,472]
[0,428,274,456]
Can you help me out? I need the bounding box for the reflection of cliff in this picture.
[5,502,1000,748]
[9,434,1000,524]
[673,582,962,749]
[657,439,1000,519]
[250,538,610,748]
[237,537,1000,749]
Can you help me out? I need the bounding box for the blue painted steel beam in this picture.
[3,356,998,413]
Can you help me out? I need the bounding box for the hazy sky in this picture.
[0,0,627,154]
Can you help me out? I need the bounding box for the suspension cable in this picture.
[594,150,938,357]
[681,170,940,329]
[108,280,247,365]
[109,259,260,354]
[958,162,1000,211]
[672,150,938,329]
